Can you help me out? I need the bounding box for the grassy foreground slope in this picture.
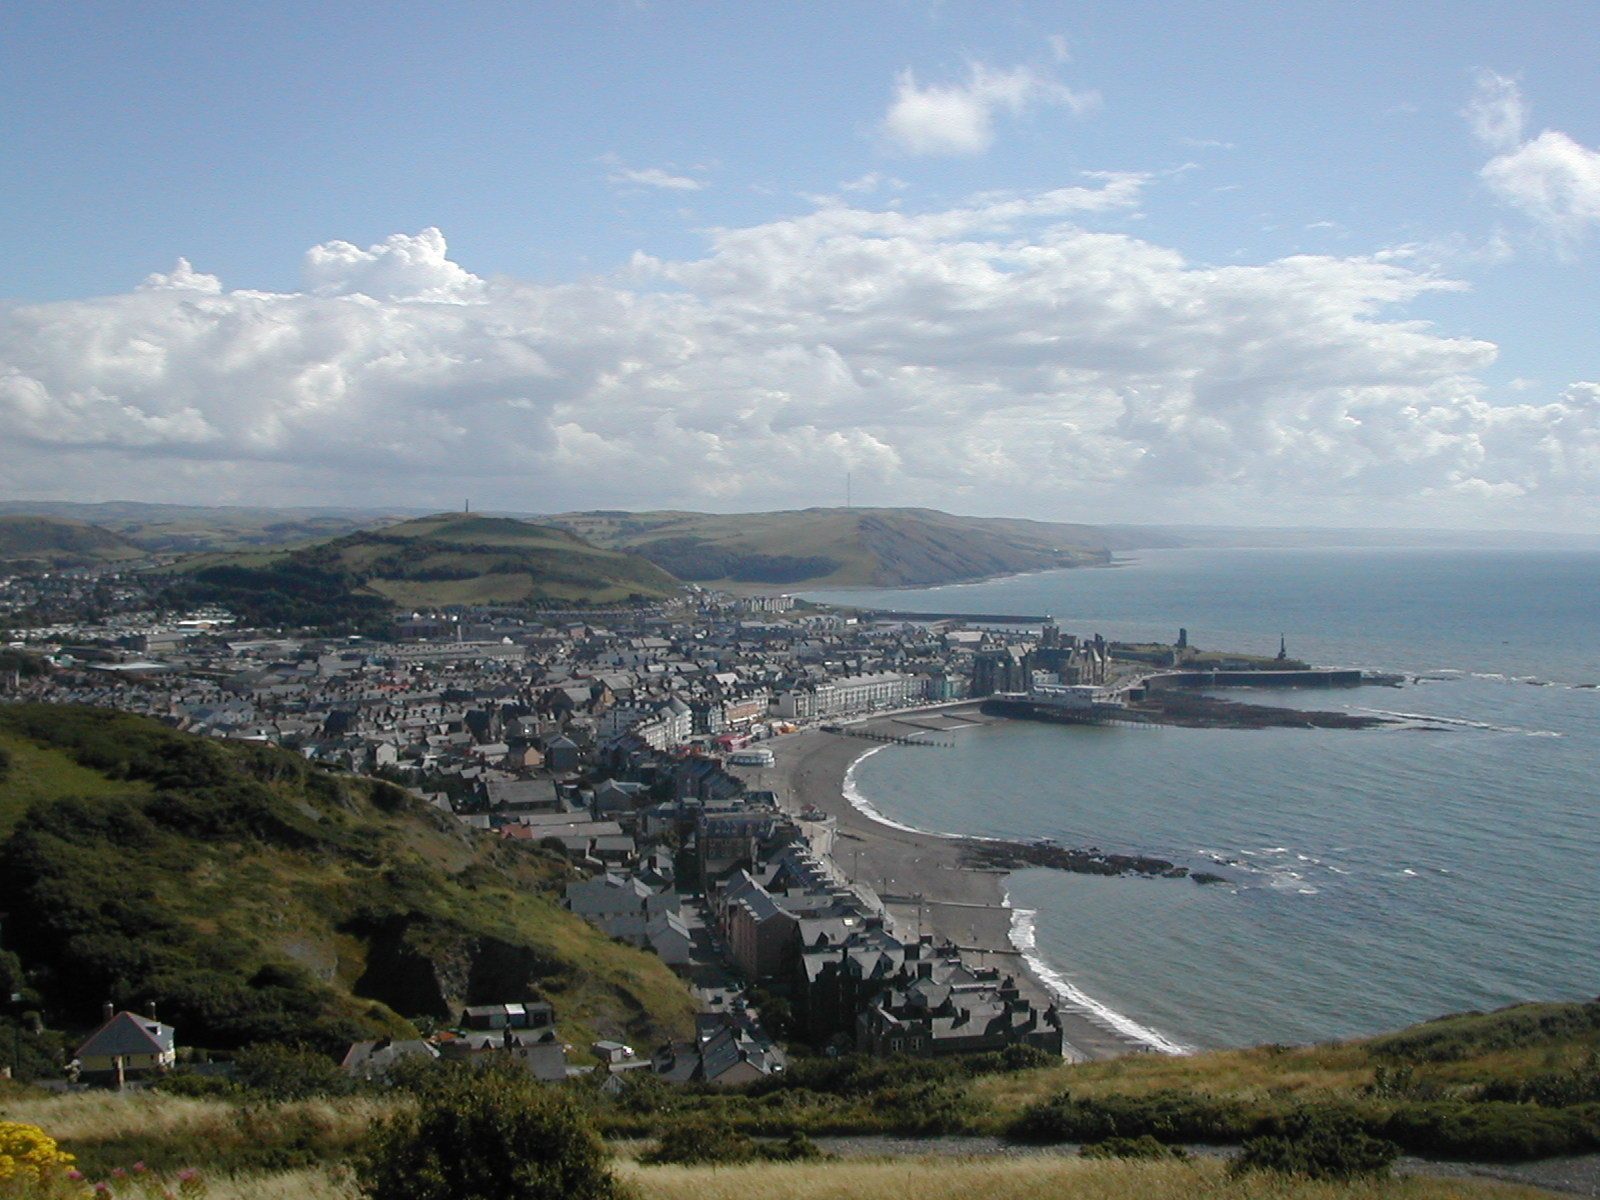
[0,1087,1557,1200]
[544,507,1111,589]
[159,513,681,626]
[0,515,146,567]
[0,705,695,1055]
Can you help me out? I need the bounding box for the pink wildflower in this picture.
[112,1168,128,1179]
[132,1162,148,1174]
[67,1170,85,1181]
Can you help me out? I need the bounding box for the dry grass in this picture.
[0,1091,398,1174]
[85,1157,1563,1200]
[0,1092,394,1146]
[618,1157,1556,1200]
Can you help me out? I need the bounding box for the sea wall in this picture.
[1143,669,1364,691]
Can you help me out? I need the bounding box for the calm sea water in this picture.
[807,548,1600,1051]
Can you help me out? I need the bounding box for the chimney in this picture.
[145,1000,158,1021]
[102,1001,114,1025]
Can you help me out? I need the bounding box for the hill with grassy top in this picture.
[543,507,1112,589]
[0,705,696,1058]
[158,513,682,627]
[0,515,146,568]
[0,500,417,554]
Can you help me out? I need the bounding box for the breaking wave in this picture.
[1007,898,1193,1056]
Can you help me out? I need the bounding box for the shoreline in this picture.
[754,706,1171,1061]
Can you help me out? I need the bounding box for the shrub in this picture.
[356,1066,622,1200]
[1231,1109,1399,1181]
[759,1131,827,1162]
[231,1043,354,1101]
[1380,1100,1600,1161]
[642,1118,758,1165]
[1479,1052,1600,1107]
[0,1121,76,1184]
[1007,1089,1253,1145]
[150,1071,240,1099]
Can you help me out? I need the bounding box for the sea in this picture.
[803,547,1600,1053]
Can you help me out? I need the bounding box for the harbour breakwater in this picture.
[1143,668,1365,689]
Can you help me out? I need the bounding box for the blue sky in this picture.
[3,2,1598,529]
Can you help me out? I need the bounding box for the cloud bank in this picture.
[2,191,1597,528]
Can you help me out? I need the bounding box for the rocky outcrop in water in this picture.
[961,838,1226,883]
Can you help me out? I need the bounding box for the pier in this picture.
[1141,668,1364,691]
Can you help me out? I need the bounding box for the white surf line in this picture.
[1357,708,1563,736]
[840,743,962,838]
[1006,896,1193,1056]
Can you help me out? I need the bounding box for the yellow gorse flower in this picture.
[0,1121,76,1183]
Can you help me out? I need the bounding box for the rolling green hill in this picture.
[0,500,416,554]
[0,515,146,568]
[160,513,682,626]
[0,705,696,1056]
[543,507,1112,589]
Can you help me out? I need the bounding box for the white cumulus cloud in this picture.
[1470,73,1600,249]
[881,62,1099,156]
[2,196,1597,528]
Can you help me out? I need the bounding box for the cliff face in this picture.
[352,915,574,1024]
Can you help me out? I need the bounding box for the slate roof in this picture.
[75,1012,175,1059]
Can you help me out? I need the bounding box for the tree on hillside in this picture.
[356,1065,623,1200]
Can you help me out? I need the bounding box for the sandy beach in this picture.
[745,706,1153,1062]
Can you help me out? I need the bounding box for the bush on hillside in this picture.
[1231,1109,1398,1181]
[1479,1052,1600,1107]
[641,1118,758,1165]
[1007,1089,1254,1145]
[357,1066,622,1200]
[1379,1100,1600,1161]
[231,1043,354,1101]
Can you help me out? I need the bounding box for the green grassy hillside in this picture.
[159,513,681,627]
[544,507,1111,589]
[0,706,696,1056]
[0,515,146,567]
